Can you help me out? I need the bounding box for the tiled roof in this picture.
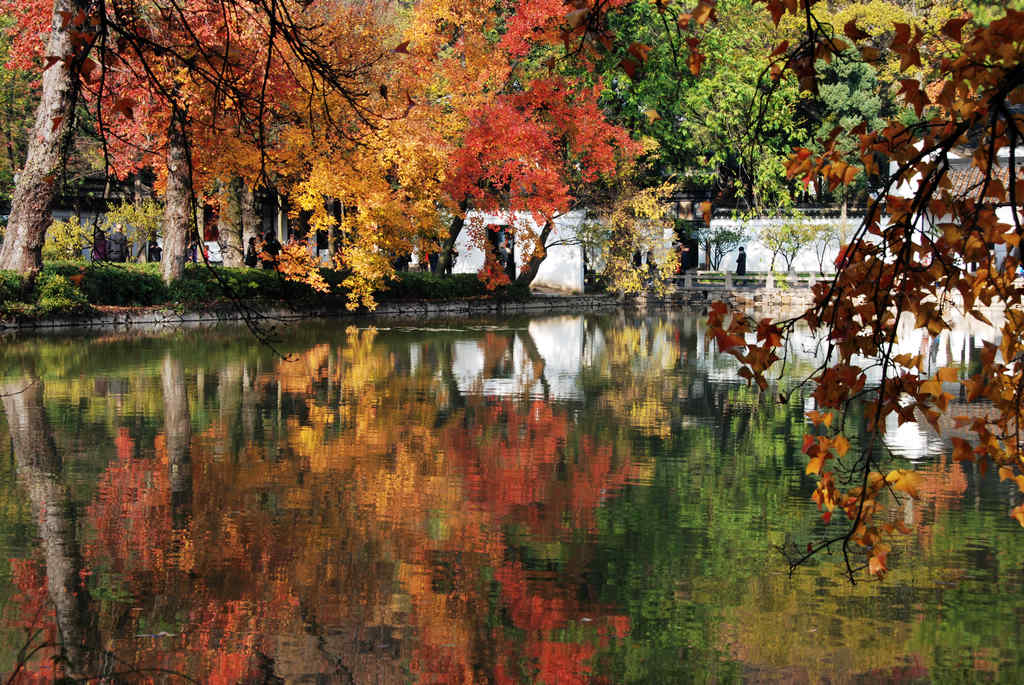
[945,162,1024,202]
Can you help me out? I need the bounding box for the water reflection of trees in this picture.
[2,316,1023,682]
[1,376,100,680]
[2,326,642,682]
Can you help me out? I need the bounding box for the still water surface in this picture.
[1,311,1022,683]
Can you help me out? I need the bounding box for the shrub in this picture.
[33,272,90,316]
[84,263,167,306]
[383,272,488,300]
[43,215,90,261]
[0,270,27,304]
[168,264,295,303]
[4,261,526,318]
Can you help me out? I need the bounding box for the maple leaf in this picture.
[843,19,869,41]
[886,470,921,499]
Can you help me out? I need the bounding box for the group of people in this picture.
[90,225,285,269]
[92,226,134,262]
[244,230,281,269]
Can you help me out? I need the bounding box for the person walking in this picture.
[736,246,747,276]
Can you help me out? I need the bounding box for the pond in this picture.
[1,311,1022,683]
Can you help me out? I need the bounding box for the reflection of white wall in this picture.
[451,340,485,391]
[453,211,585,293]
[582,324,606,368]
[451,334,538,397]
[884,412,945,461]
[529,316,584,401]
[447,317,588,400]
[409,343,421,375]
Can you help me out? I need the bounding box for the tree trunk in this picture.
[329,199,341,258]
[0,0,90,277]
[217,175,244,267]
[840,193,849,242]
[242,185,260,250]
[161,109,191,284]
[440,201,469,275]
[2,376,99,678]
[515,220,553,287]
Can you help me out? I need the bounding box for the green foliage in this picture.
[601,0,807,210]
[0,270,27,304]
[32,272,90,316]
[42,215,91,262]
[758,214,818,272]
[814,50,886,154]
[383,271,493,300]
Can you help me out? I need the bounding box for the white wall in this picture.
[453,210,585,293]
[709,216,851,273]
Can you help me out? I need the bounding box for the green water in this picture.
[0,311,1022,683]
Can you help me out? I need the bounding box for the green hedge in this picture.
[0,262,529,319]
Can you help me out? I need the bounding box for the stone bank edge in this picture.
[0,288,820,333]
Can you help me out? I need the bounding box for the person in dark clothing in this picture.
[261,230,281,269]
[736,246,747,276]
[92,228,108,261]
[244,236,259,267]
[108,226,128,262]
[148,238,162,262]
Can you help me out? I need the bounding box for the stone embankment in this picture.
[1,278,829,334]
[0,294,625,333]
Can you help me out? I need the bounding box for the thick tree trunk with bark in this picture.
[515,220,553,287]
[0,0,89,277]
[217,176,244,266]
[2,377,99,677]
[161,110,191,283]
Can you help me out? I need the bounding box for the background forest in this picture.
[0,0,1007,303]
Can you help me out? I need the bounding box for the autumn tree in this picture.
[0,0,392,283]
[579,180,680,294]
[0,14,36,204]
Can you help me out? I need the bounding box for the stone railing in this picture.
[673,271,824,290]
